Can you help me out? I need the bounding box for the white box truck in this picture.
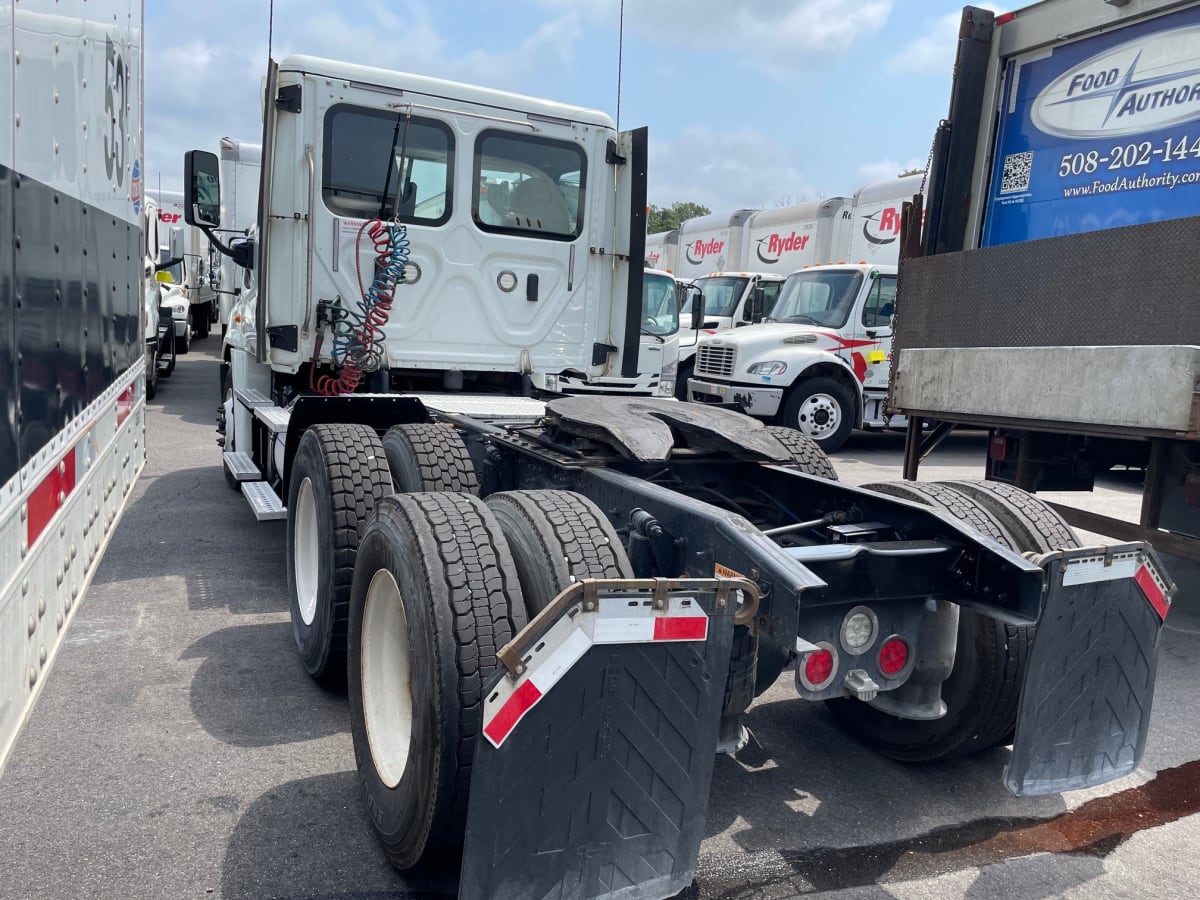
[148,188,218,349]
[892,0,1200,562]
[688,263,900,450]
[0,0,146,775]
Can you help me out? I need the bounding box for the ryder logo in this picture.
[685,238,725,266]
[1032,24,1200,138]
[755,231,810,264]
[862,206,902,245]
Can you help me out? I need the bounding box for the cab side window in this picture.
[474,131,585,240]
[862,275,897,328]
[322,105,453,225]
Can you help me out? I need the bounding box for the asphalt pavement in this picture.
[1,342,1197,899]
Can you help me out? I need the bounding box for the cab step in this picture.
[223,451,260,482]
[242,481,287,521]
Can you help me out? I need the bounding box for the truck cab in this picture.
[675,271,784,398]
[688,263,899,451]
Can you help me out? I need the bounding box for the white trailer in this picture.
[216,137,262,330]
[846,173,923,265]
[674,208,757,278]
[644,228,679,273]
[742,196,852,272]
[0,0,146,775]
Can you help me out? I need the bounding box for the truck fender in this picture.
[281,394,430,493]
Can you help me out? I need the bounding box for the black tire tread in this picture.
[935,480,1080,552]
[368,493,525,864]
[486,490,633,617]
[302,424,391,684]
[862,480,1016,545]
[765,425,839,480]
[384,423,479,495]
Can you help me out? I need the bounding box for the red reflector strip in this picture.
[117,386,136,425]
[1135,565,1169,620]
[653,616,708,642]
[27,452,78,548]
[482,679,543,748]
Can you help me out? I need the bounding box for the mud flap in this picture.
[460,579,749,900]
[1006,544,1174,797]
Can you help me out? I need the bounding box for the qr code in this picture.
[1000,151,1033,194]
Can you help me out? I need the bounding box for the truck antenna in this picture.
[268,0,275,62]
[616,0,625,130]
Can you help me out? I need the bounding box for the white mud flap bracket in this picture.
[1006,543,1174,796]
[460,578,755,900]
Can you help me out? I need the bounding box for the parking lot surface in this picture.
[1,344,1197,899]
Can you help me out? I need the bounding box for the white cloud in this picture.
[887,4,1005,76]
[536,0,893,73]
[649,126,817,211]
[857,157,927,185]
[144,2,589,191]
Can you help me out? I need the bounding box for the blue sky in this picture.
[145,0,1000,212]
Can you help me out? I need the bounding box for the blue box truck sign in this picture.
[983,6,1200,246]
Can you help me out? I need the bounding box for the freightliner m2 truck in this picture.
[892,0,1200,563]
[185,54,1173,900]
[1,0,146,774]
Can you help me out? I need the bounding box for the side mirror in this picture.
[168,227,184,263]
[745,286,765,323]
[692,290,706,336]
[184,150,221,228]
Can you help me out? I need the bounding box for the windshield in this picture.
[642,273,680,336]
[693,276,749,318]
[767,271,864,328]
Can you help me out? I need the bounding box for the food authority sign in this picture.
[983,6,1200,247]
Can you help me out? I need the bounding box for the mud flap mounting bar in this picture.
[460,578,755,900]
[1006,543,1174,796]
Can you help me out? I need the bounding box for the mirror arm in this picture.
[201,225,254,270]
[153,256,183,274]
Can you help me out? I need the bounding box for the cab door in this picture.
[298,79,600,378]
[848,272,897,391]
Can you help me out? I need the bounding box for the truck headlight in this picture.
[747,360,787,376]
[656,380,675,397]
[168,300,188,317]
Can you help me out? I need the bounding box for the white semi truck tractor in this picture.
[184,53,1173,900]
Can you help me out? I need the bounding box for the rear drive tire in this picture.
[176,316,191,355]
[287,424,391,686]
[194,303,211,339]
[935,480,1079,552]
[383,423,478,495]
[780,377,854,453]
[486,489,633,618]
[765,425,838,480]
[826,480,1031,761]
[348,493,527,870]
[145,344,159,400]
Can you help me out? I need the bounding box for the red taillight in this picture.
[995,12,1016,25]
[989,435,1007,462]
[878,638,909,676]
[804,649,835,687]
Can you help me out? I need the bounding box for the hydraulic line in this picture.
[313,219,409,396]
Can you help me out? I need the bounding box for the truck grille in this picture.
[695,344,736,378]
